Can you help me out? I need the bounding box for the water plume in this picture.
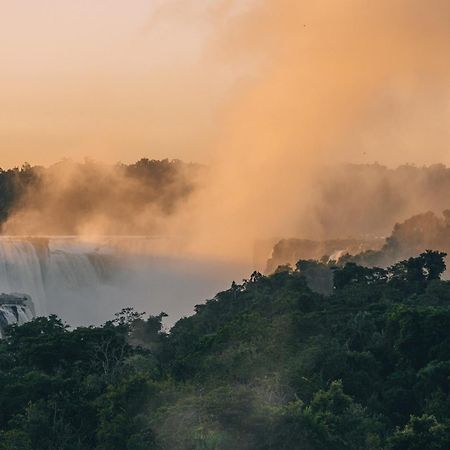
[4,0,450,266]
[185,0,450,261]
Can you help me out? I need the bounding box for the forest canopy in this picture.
[1,251,450,449]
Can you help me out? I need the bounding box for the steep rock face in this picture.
[0,293,35,338]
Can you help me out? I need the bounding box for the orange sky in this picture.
[2,0,450,259]
[0,0,244,167]
[1,0,450,169]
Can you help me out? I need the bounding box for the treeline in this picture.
[4,160,450,237]
[0,158,203,235]
[347,210,450,268]
[1,251,450,448]
[266,236,384,273]
[0,163,38,225]
[268,210,450,273]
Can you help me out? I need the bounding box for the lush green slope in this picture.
[1,252,450,449]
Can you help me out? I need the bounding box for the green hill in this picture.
[1,251,450,449]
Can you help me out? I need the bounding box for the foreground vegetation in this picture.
[1,251,450,449]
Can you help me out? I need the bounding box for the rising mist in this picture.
[3,1,450,264]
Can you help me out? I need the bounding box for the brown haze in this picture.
[3,0,450,263]
[174,0,450,260]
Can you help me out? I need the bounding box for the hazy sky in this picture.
[1,0,450,170]
[3,0,450,259]
[0,0,243,167]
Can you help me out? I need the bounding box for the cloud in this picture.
[4,0,450,264]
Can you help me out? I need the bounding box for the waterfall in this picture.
[0,294,35,338]
[0,237,113,318]
[0,236,250,328]
[46,251,102,289]
[17,305,33,324]
[0,239,47,315]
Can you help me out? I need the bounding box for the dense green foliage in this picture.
[1,251,450,449]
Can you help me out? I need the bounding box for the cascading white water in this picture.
[16,305,33,324]
[0,236,250,327]
[0,237,110,319]
[47,251,102,289]
[0,295,35,337]
[0,239,47,315]
[0,306,17,326]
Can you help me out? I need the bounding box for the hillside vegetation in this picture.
[1,251,450,449]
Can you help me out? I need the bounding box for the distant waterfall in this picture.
[0,237,113,317]
[0,294,36,337]
[0,236,249,328]
[46,251,103,289]
[0,239,47,315]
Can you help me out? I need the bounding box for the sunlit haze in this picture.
[0,0,245,166]
[2,0,450,257]
[2,0,449,169]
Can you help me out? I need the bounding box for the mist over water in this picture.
[0,236,249,326]
[0,239,47,315]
